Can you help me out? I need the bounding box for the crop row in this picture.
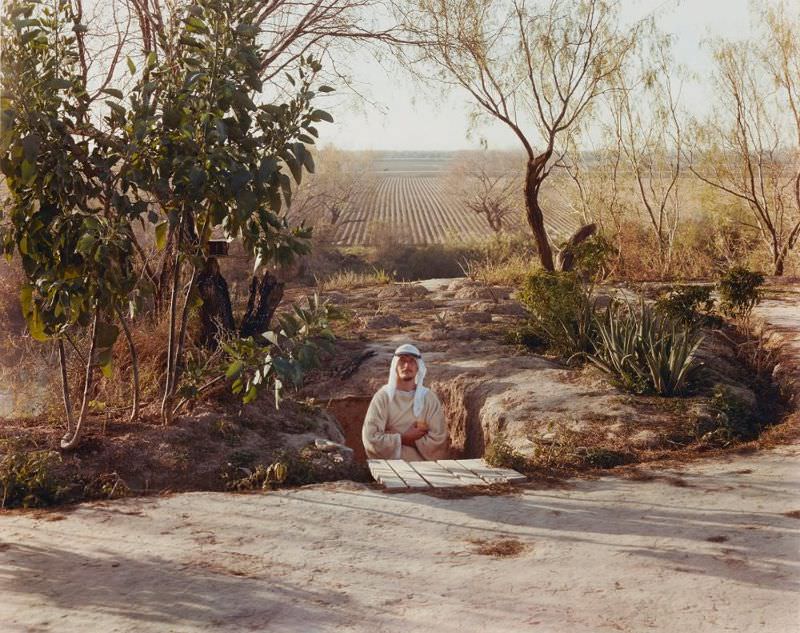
[333,176,579,246]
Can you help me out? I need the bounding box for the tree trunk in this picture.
[774,252,785,277]
[161,227,183,425]
[57,339,75,435]
[114,306,140,423]
[196,262,284,346]
[557,223,598,272]
[524,159,555,271]
[240,271,284,339]
[197,257,236,348]
[61,311,98,451]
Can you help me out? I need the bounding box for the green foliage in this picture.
[570,233,618,281]
[718,266,765,319]
[518,271,595,357]
[484,433,528,472]
[0,441,65,508]
[223,294,339,406]
[655,285,717,326]
[125,0,330,272]
[0,0,138,365]
[0,0,337,428]
[696,385,759,445]
[590,299,704,396]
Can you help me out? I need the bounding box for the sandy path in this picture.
[1,445,799,633]
[3,287,799,632]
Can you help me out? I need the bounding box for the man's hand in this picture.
[401,426,427,446]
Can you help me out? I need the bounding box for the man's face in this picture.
[395,354,419,382]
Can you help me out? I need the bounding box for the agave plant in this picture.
[590,298,704,396]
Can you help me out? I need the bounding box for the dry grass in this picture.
[468,537,528,557]
[315,267,394,292]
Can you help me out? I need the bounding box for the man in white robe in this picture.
[362,343,449,461]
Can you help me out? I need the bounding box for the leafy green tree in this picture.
[0,0,141,448]
[0,0,336,445]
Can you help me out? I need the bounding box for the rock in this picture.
[629,429,661,449]
[454,286,499,300]
[459,312,493,324]
[363,315,410,329]
[376,284,430,299]
[406,299,437,310]
[492,302,527,317]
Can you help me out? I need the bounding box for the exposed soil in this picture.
[0,278,798,508]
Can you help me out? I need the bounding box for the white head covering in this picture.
[386,343,428,418]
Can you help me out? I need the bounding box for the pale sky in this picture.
[321,0,756,151]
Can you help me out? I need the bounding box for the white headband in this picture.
[386,343,428,418]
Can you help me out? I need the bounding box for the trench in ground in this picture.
[325,394,483,464]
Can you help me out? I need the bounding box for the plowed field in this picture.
[332,174,578,246]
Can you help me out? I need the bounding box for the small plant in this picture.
[581,447,634,469]
[590,299,704,396]
[224,293,339,406]
[502,323,547,350]
[655,285,716,326]
[433,311,450,330]
[484,433,528,472]
[0,441,65,508]
[527,422,583,469]
[518,271,596,357]
[718,266,765,319]
[696,385,759,445]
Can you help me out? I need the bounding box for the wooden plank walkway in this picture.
[367,458,526,490]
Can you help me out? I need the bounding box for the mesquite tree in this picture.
[689,3,800,276]
[395,0,635,270]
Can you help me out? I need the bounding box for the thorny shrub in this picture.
[717,267,765,319]
[654,285,718,327]
[518,270,596,358]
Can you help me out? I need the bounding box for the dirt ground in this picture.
[1,442,799,633]
[1,282,798,632]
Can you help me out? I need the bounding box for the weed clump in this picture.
[0,440,67,508]
[484,433,528,472]
[694,385,759,446]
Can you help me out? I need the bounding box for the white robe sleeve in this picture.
[415,392,449,461]
[362,389,402,460]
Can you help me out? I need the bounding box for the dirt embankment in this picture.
[308,278,800,468]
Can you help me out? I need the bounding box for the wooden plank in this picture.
[386,460,431,488]
[456,459,527,484]
[367,459,408,489]
[408,461,471,488]
[437,460,489,486]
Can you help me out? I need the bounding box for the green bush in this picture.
[0,442,65,508]
[570,234,618,281]
[590,299,704,396]
[718,267,765,319]
[518,271,596,357]
[655,285,717,326]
